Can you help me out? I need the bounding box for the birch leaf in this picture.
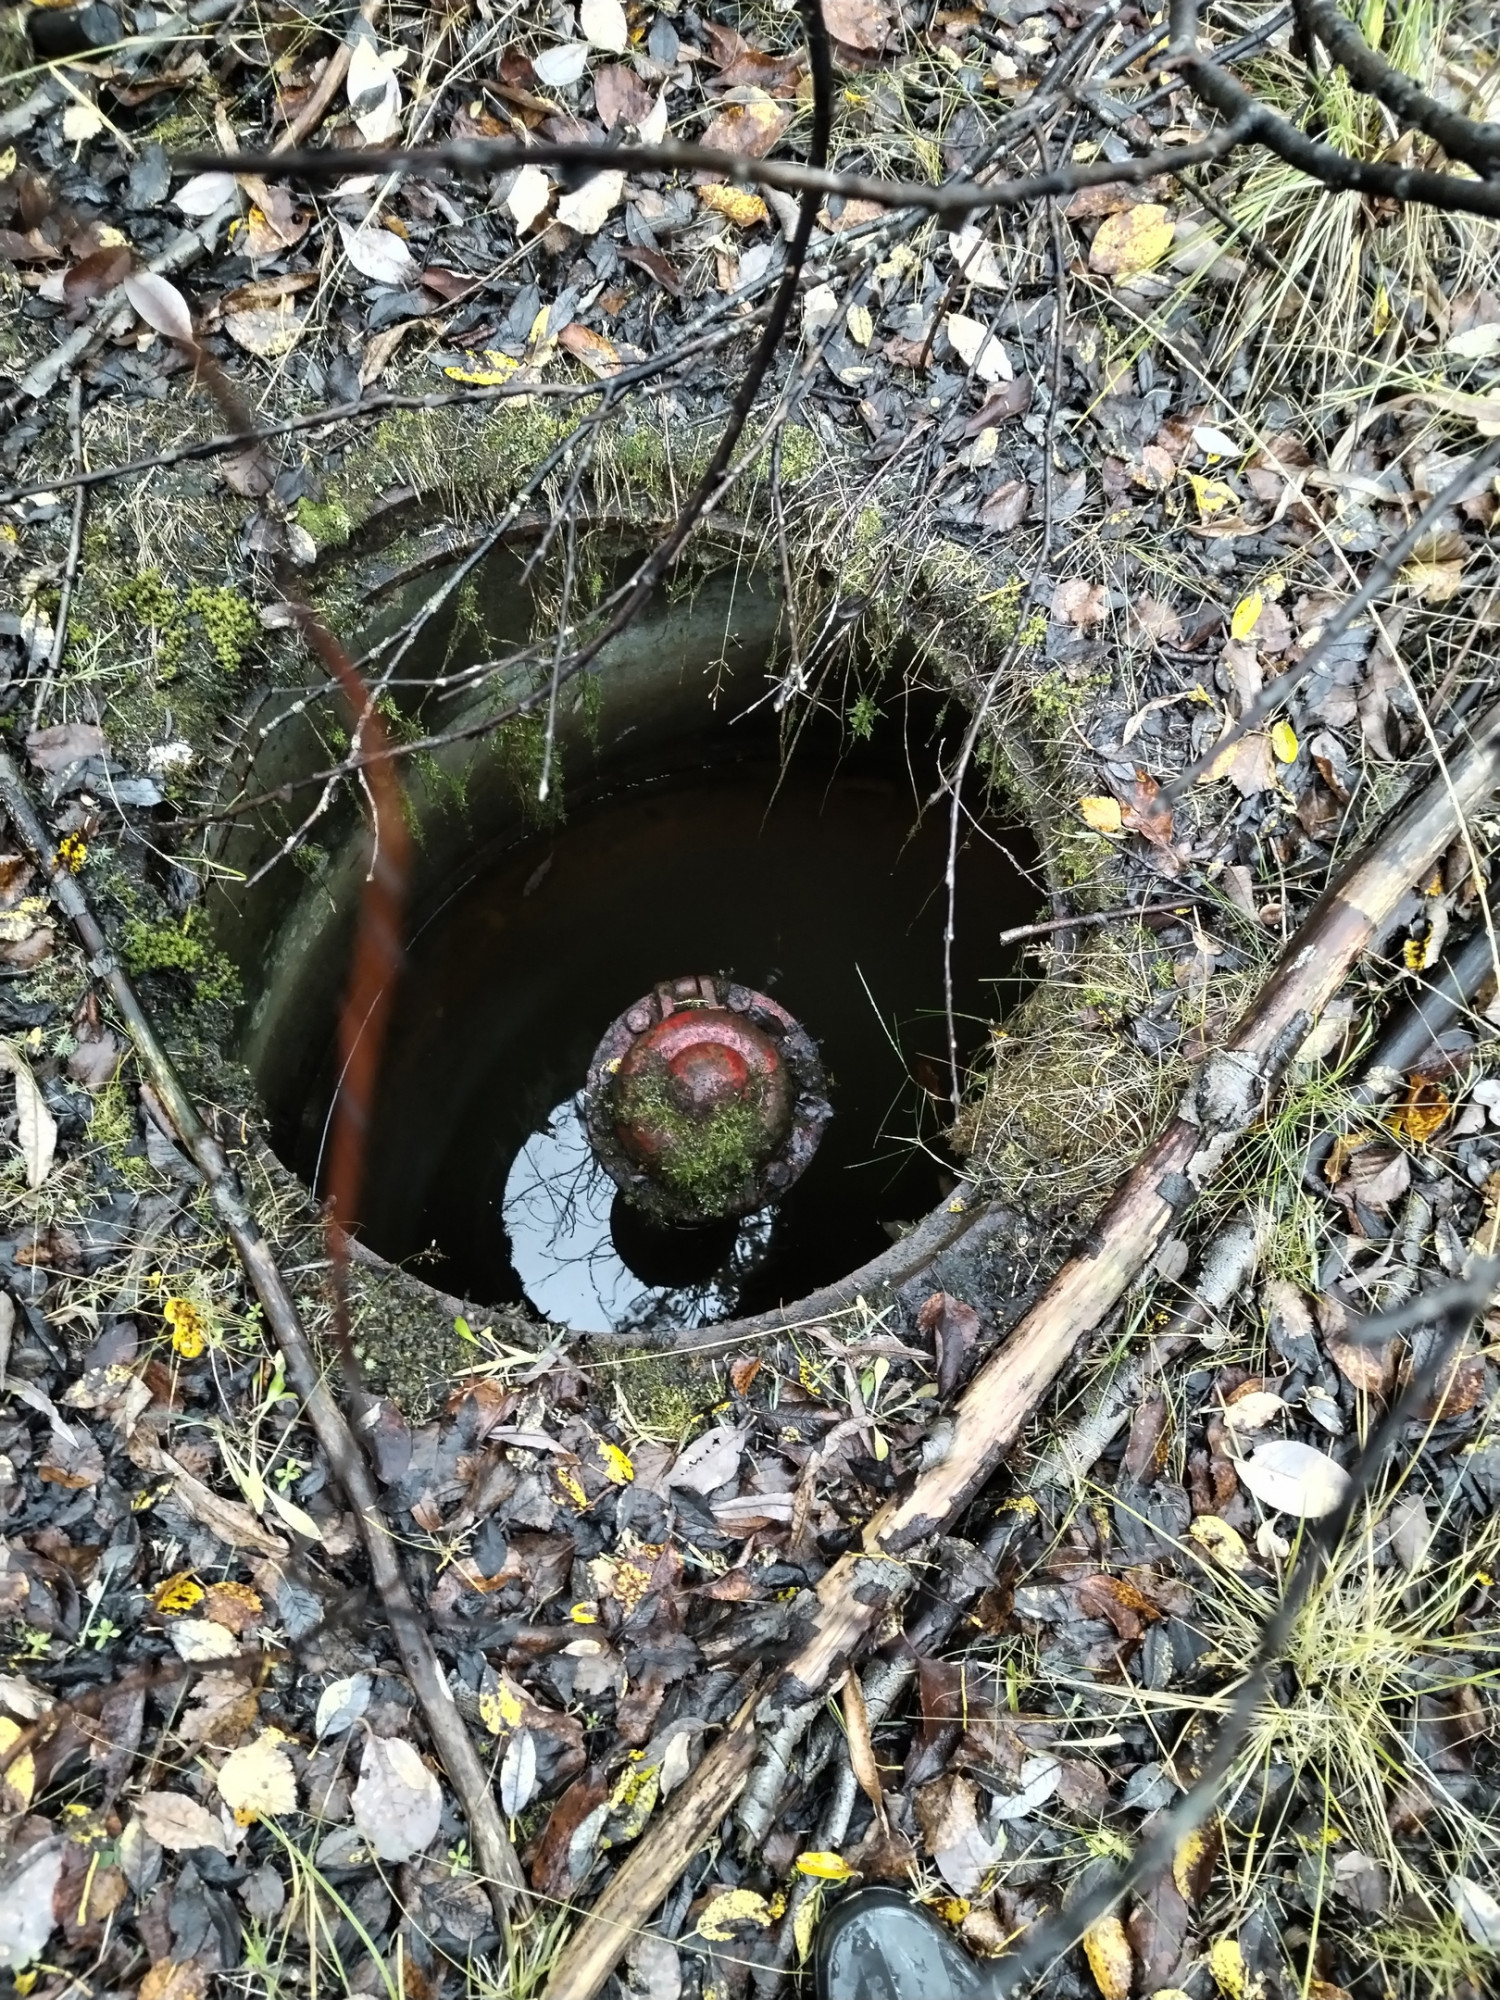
[556,169,625,236]
[216,1729,297,1820]
[135,1790,232,1854]
[315,1672,372,1738]
[1236,1439,1350,1519]
[500,1728,538,1816]
[1089,204,1174,279]
[352,1733,442,1861]
[580,0,629,52]
[337,218,418,288]
[123,269,194,345]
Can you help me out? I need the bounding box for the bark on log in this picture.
[542,697,1500,1999]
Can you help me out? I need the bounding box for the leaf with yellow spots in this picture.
[478,1676,526,1736]
[153,1570,204,1616]
[1088,203,1174,280]
[606,1757,659,1841]
[1188,473,1239,520]
[795,1851,854,1879]
[1391,1075,1448,1146]
[1270,719,1299,763]
[1084,1913,1133,1999]
[1173,1822,1217,1902]
[443,349,522,388]
[1079,795,1122,834]
[0,1716,35,1807]
[1230,592,1263,640]
[697,1888,774,1941]
[597,1440,634,1486]
[698,184,769,228]
[554,1463,589,1512]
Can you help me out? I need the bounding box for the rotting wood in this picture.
[541,694,1500,1999]
[0,745,528,1924]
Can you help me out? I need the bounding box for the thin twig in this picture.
[29,378,86,727]
[274,0,384,154]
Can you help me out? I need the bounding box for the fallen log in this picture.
[542,696,1500,1998]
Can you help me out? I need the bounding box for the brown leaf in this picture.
[1076,1573,1161,1641]
[917,1291,981,1401]
[1121,1393,1171,1481]
[823,0,892,49]
[529,1767,609,1898]
[1051,577,1107,626]
[699,92,791,159]
[842,1670,888,1830]
[63,246,131,311]
[979,479,1029,531]
[594,63,652,130]
[26,721,105,771]
[1126,1870,1191,1991]
[619,244,683,295]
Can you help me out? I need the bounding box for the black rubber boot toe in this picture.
[813,1886,988,2000]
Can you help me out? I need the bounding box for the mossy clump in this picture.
[111,569,258,676]
[296,495,354,549]
[613,1058,773,1219]
[120,910,241,1007]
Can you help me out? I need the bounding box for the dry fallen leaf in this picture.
[135,1789,232,1854]
[216,1728,297,1820]
[580,0,629,52]
[123,268,194,345]
[556,169,626,236]
[698,184,768,229]
[0,1838,63,1970]
[700,91,791,159]
[1235,1439,1351,1519]
[1088,204,1174,280]
[0,1041,56,1188]
[352,1731,442,1861]
[1084,1913,1134,2000]
[337,217,418,288]
[823,0,891,49]
[1079,795,1123,834]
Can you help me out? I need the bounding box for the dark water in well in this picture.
[298,755,1038,1331]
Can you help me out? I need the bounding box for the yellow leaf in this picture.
[1088,203,1175,280]
[597,1441,634,1485]
[1270,719,1299,763]
[0,149,15,181]
[1230,591,1263,640]
[698,184,769,229]
[1188,1515,1251,1572]
[442,350,521,388]
[554,1464,589,1511]
[606,1757,659,1840]
[1173,1824,1214,1901]
[0,1716,35,1807]
[1079,795,1123,834]
[847,302,874,347]
[1210,1937,1250,2000]
[153,1570,204,1616]
[795,1851,854,1879]
[1372,280,1391,338]
[569,1601,599,1623]
[697,1888,773,1941]
[930,1896,970,1924]
[793,1885,824,1962]
[1084,1914,1134,2000]
[1188,473,1239,520]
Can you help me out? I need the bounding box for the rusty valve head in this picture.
[584,974,831,1227]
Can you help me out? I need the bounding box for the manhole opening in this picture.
[213,530,1044,1334]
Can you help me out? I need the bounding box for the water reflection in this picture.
[501,1095,776,1332]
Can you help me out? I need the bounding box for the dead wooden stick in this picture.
[0,747,526,1921]
[542,696,1500,1999]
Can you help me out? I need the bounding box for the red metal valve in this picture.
[584,974,830,1225]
